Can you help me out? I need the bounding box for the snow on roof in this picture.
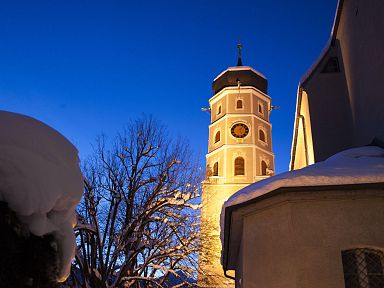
[213,66,267,81]
[0,111,83,281]
[224,146,384,211]
[221,145,384,270]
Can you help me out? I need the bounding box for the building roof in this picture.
[212,66,268,95]
[299,0,344,86]
[221,145,384,271]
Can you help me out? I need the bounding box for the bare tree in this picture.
[65,117,202,288]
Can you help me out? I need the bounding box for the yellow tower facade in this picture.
[199,56,275,286]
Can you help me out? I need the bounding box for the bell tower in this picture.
[199,44,275,287]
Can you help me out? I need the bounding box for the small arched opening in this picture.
[234,157,245,176]
[214,131,220,143]
[258,104,263,114]
[259,130,266,142]
[213,162,218,176]
[261,161,268,176]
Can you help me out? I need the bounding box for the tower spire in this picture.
[237,41,243,66]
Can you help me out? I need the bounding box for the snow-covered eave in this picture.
[290,0,344,170]
[222,181,384,272]
[213,66,267,82]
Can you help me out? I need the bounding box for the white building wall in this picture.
[291,0,384,168]
[336,0,384,146]
[238,190,384,288]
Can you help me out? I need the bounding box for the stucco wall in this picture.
[302,41,353,163]
[200,183,247,287]
[237,189,384,287]
[291,90,315,170]
[336,0,384,146]
[291,0,384,168]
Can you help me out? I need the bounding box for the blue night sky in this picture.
[0,0,338,174]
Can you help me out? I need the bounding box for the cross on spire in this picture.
[237,41,243,66]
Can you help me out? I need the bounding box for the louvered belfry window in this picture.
[234,157,244,176]
[261,161,268,176]
[342,248,384,288]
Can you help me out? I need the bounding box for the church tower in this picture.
[199,44,275,287]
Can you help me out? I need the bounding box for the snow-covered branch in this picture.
[63,117,202,288]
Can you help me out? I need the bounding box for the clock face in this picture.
[231,123,249,138]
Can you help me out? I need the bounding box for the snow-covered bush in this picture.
[0,111,83,286]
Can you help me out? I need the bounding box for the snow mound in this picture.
[0,111,83,281]
[224,146,384,209]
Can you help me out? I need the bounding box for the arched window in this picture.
[259,130,266,142]
[213,162,218,176]
[214,131,220,143]
[236,100,243,109]
[261,161,268,176]
[217,105,222,115]
[258,104,263,114]
[342,248,384,288]
[234,157,245,176]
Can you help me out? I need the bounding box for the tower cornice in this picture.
[209,86,271,105]
[206,144,275,157]
[209,113,272,127]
